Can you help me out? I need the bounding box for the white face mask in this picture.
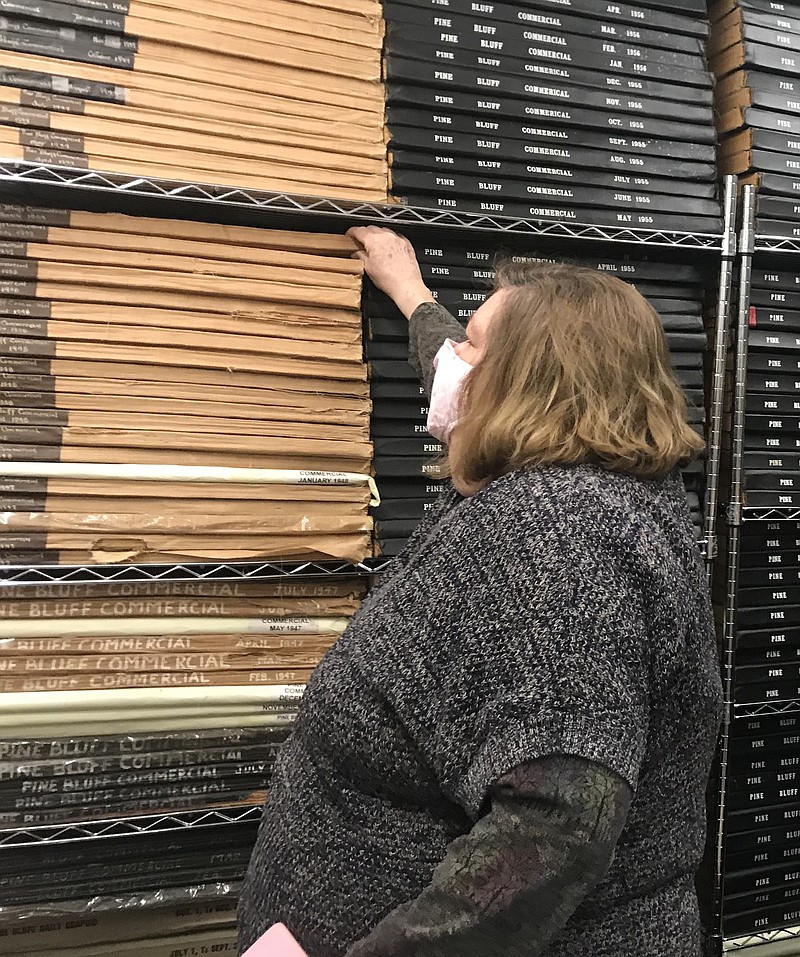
[426,339,473,444]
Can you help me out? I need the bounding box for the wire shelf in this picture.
[0,805,264,848]
[0,539,708,586]
[725,924,800,951]
[734,698,800,718]
[0,159,725,248]
[0,558,394,586]
[743,507,800,522]
[755,236,800,254]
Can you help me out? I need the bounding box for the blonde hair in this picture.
[448,260,704,489]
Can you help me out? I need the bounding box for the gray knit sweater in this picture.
[239,463,721,957]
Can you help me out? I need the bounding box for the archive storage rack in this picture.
[0,161,737,948]
[712,185,800,956]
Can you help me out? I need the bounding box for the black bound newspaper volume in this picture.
[390,168,721,218]
[383,0,705,53]
[384,0,708,38]
[391,188,723,234]
[387,109,716,160]
[385,41,712,103]
[386,90,715,144]
[385,14,706,66]
[388,23,710,85]
[389,124,716,177]
[384,59,712,124]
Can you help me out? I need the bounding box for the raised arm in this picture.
[347,226,466,397]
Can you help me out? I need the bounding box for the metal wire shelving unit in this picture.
[0,159,727,248]
[0,805,264,849]
[710,184,757,957]
[733,697,800,718]
[754,236,800,254]
[742,507,800,522]
[0,165,739,923]
[725,926,800,954]
[711,186,800,954]
[704,178,739,566]
[0,558,394,586]
[0,168,734,592]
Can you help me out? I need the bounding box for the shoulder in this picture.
[466,464,668,535]
[444,465,691,575]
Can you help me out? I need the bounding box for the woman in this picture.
[238,227,722,957]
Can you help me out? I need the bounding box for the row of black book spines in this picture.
[382,78,715,137]
[387,190,722,235]
[364,293,710,341]
[0,726,291,759]
[0,854,252,908]
[722,864,800,926]
[372,460,704,496]
[2,855,256,904]
[412,256,707,284]
[722,903,800,942]
[367,314,709,344]
[388,0,709,23]
[735,647,800,676]
[387,168,720,219]
[370,425,707,461]
[738,524,800,570]
[368,412,707,453]
[371,493,706,524]
[756,219,800,243]
[382,23,712,94]
[383,70,715,133]
[383,0,709,42]
[370,281,710,310]
[389,151,719,211]
[371,355,705,383]
[390,138,716,190]
[0,743,285,794]
[751,286,800,309]
[725,798,800,841]
[0,757,277,811]
[373,454,706,478]
[370,386,706,423]
[734,644,800,684]
[718,884,795,936]
[362,279,711,332]
[756,196,800,230]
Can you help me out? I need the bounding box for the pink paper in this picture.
[242,923,308,957]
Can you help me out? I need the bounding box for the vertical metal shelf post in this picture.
[712,185,757,953]
[705,176,739,574]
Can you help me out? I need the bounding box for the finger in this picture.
[345,226,368,246]
[352,225,385,239]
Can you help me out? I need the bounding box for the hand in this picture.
[346,225,435,319]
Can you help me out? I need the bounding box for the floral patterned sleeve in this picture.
[408,302,467,398]
[345,755,633,957]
